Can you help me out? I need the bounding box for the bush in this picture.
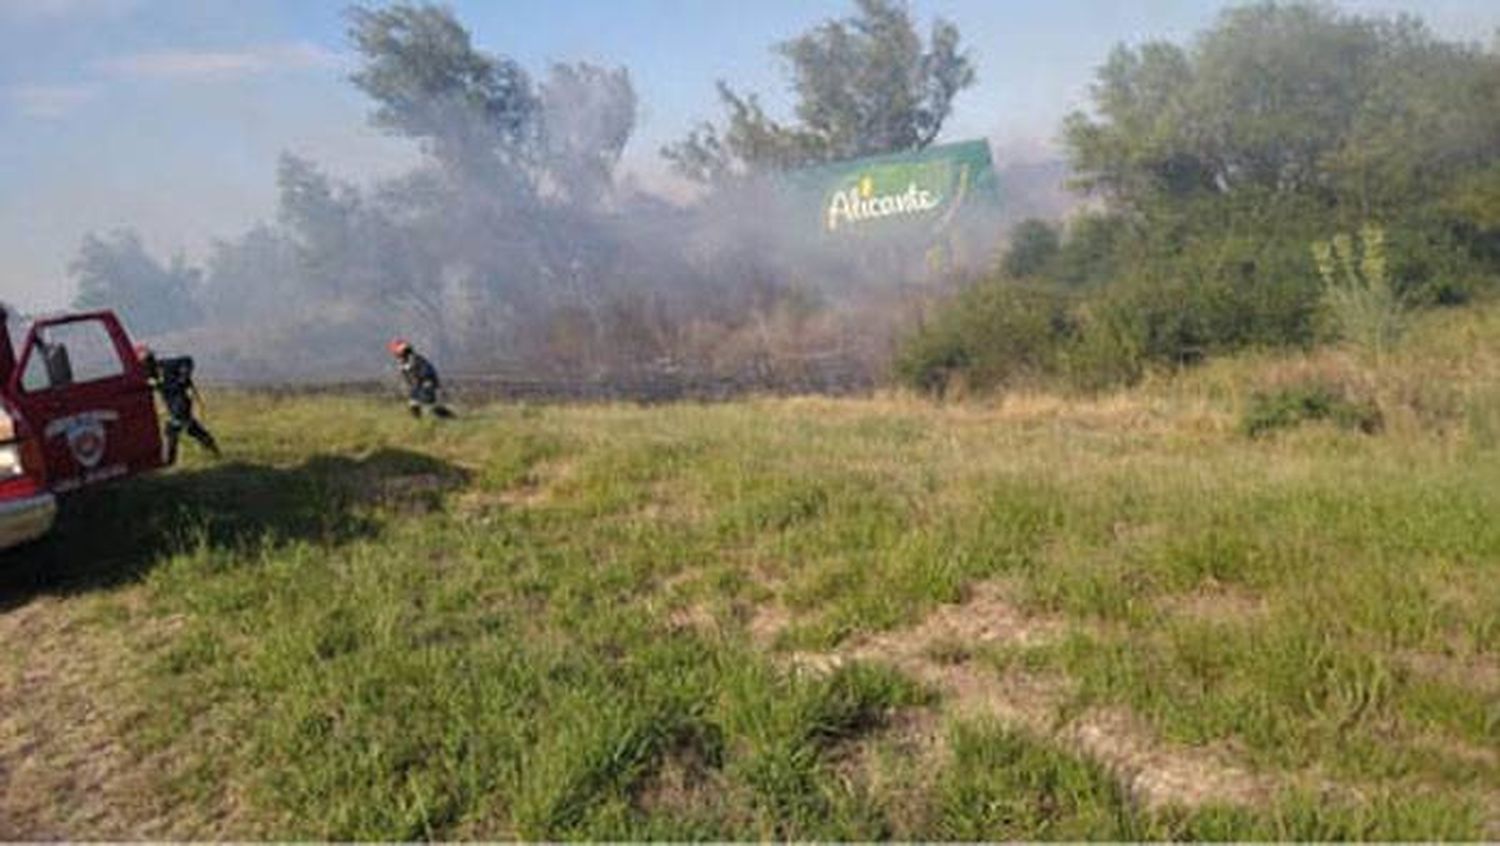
[896,194,1500,401]
[895,281,1074,396]
[1241,384,1383,437]
[1061,301,1145,391]
[1001,219,1061,279]
[1052,213,1129,289]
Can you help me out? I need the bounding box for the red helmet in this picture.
[387,338,412,358]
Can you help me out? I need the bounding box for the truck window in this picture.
[19,320,124,392]
[20,349,50,392]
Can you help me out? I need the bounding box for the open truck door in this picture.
[6,312,164,494]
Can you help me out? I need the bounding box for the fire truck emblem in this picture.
[44,410,119,470]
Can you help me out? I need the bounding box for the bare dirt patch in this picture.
[860,580,1065,656]
[494,480,548,509]
[1398,648,1500,695]
[1065,707,1272,808]
[788,580,1286,811]
[665,601,717,635]
[745,602,792,649]
[514,457,579,504]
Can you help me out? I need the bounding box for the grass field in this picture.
[2,307,1499,839]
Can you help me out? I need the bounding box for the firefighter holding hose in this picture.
[388,339,454,419]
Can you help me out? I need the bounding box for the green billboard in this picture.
[780,139,1001,240]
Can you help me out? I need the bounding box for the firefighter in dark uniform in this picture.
[135,345,221,464]
[388,339,454,419]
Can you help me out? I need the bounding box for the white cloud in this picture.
[98,42,342,81]
[7,83,98,119]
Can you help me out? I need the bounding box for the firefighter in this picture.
[388,339,454,419]
[135,345,221,464]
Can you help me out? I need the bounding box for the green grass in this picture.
[3,306,1500,838]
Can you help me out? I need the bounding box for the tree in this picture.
[276,153,364,298]
[199,224,301,322]
[347,4,639,206]
[1061,41,1202,206]
[663,0,975,181]
[1052,214,1130,289]
[1447,164,1500,232]
[1332,34,1500,215]
[70,228,201,336]
[539,62,637,204]
[343,5,647,359]
[1061,2,1497,213]
[1056,0,1500,317]
[275,154,452,350]
[347,3,542,184]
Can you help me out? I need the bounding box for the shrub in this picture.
[902,194,1336,397]
[1001,219,1061,279]
[895,280,1075,396]
[1052,213,1129,289]
[1061,300,1146,391]
[1241,383,1383,437]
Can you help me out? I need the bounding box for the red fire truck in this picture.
[0,306,165,551]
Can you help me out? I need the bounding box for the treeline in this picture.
[69,1,983,382]
[899,2,1500,395]
[72,5,749,379]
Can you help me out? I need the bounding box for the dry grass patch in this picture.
[497,455,579,507]
[0,594,238,839]
[1159,585,1271,625]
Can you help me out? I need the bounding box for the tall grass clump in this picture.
[1313,225,1408,361]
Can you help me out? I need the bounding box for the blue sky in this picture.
[2,0,1497,311]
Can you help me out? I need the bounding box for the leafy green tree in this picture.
[1446,164,1500,233]
[347,3,541,182]
[1063,1,1499,216]
[1061,41,1201,207]
[70,228,202,336]
[347,4,639,203]
[1052,214,1130,289]
[1034,0,1500,362]
[663,0,975,181]
[1329,32,1500,215]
